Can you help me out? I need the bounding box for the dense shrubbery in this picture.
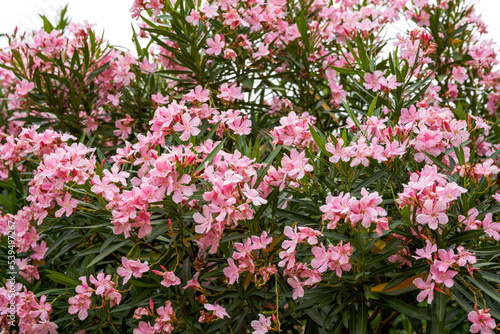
[1,0,500,333]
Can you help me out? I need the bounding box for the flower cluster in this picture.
[68,274,122,321]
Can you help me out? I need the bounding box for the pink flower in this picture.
[31,241,49,260]
[287,276,305,300]
[91,175,120,201]
[206,34,225,56]
[380,75,402,90]
[430,264,457,287]
[167,172,195,203]
[363,71,385,92]
[494,194,500,203]
[104,165,130,185]
[281,149,313,180]
[482,213,500,241]
[55,192,79,218]
[186,10,201,26]
[68,293,92,320]
[253,43,270,60]
[474,159,500,177]
[223,258,240,285]
[200,2,218,18]
[251,314,272,334]
[32,320,58,334]
[117,257,150,284]
[282,226,300,253]
[173,113,201,141]
[152,266,181,288]
[452,66,468,84]
[416,200,448,229]
[133,321,155,334]
[217,83,244,101]
[193,205,213,234]
[228,116,252,135]
[349,188,386,228]
[413,240,437,260]
[413,276,435,304]
[434,249,456,272]
[243,184,267,206]
[456,246,477,266]
[250,231,273,250]
[185,85,210,103]
[204,303,230,319]
[468,308,496,334]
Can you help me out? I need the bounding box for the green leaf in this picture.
[194,138,226,173]
[367,96,378,117]
[372,294,431,320]
[355,300,368,334]
[295,10,310,51]
[445,229,485,246]
[436,292,447,321]
[470,277,500,305]
[45,270,80,287]
[342,101,361,129]
[330,66,358,76]
[308,124,332,158]
[422,152,452,172]
[86,240,130,268]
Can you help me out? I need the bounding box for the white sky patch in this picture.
[0,0,499,51]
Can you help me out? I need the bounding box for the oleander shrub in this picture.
[1,0,500,333]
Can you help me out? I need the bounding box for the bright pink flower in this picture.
[200,2,218,18]
[91,175,120,201]
[413,276,435,304]
[250,231,273,250]
[434,249,456,272]
[193,205,213,234]
[363,71,385,92]
[134,321,155,334]
[152,266,181,287]
[223,258,240,285]
[483,213,500,241]
[413,240,437,260]
[31,240,49,260]
[452,66,468,84]
[288,276,305,300]
[349,188,386,228]
[251,314,272,334]
[468,308,496,334]
[494,194,500,202]
[281,149,313,180]
[204,303,230,319]
[430,264,457,287]
[186,10,201,26]
[380,75,402,90]
[55,192,79,218]
[167,172,195,203]
[456,246,477,266]
[117,257,150,284]
[228,116,252,135]
[173,113,201,141]
[416,200,448,229]
[217,83,244,101]
[104,165,130,186]
[474,159,500,177]
[253,43,270,60]
[32,319,58,334]
[243,184,267,206]
[68,293,92,320]
[282,226,300,253]
[206,34,225,56]
[185,85,210,103]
